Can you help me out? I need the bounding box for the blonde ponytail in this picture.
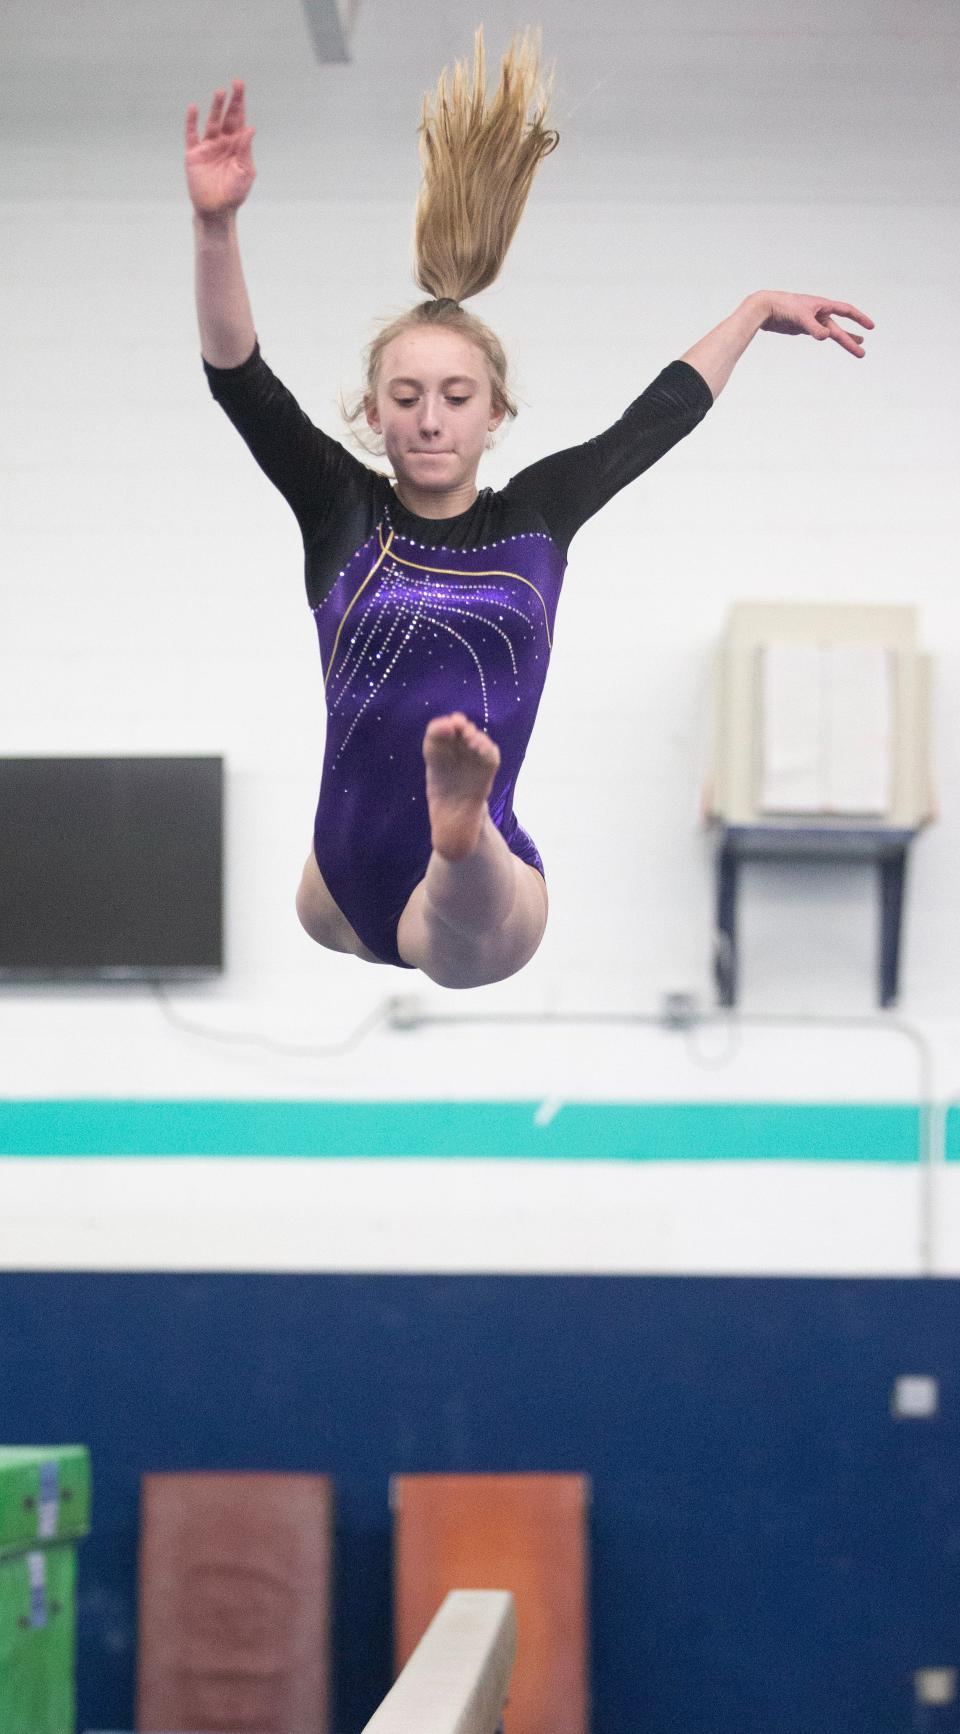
[413,24,559,302]
[341,27,558,455]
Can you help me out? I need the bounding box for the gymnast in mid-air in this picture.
[186,28,873,989]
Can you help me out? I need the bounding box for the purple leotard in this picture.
[203,342,713,966]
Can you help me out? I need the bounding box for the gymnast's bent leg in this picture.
[395,713,549,990]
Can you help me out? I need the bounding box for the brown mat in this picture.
[136,1471,333,1734]
[392,1473,590,1734]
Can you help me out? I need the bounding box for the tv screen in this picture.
[0,756,224,980]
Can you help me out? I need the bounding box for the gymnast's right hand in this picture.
[185,79,256,217]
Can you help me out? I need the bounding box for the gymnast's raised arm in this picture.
[680,289,874,399]
[185,80,364,545]
[186,79,258,368]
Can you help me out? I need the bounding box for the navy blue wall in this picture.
[2,1273,958,1734]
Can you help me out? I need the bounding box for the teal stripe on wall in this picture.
[0,1100,927,1160]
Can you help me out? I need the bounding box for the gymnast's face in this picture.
[366,326,505,506]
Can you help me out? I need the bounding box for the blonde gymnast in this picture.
[187,29,873,987]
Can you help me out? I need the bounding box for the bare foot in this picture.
[423,712,501,861]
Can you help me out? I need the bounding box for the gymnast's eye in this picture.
[394,397,417,407]
[447,395,469,405]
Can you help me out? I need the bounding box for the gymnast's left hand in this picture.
[756,290,875,356]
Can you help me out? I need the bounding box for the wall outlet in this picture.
[915,1668,957,1706]
[891,1375,939,1419]
[386,994,423,1031]
[662,991,700,1029]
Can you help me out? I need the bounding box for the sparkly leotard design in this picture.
[313,517,564,962]
[204,342,713,965]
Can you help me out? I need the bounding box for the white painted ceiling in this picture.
[1,0,957,203]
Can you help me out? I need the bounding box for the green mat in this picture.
[0,1449,90,1734]
[0,1448,90,1558]
[0,1544,77,1734]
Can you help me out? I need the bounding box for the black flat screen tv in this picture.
[0,756,224,981]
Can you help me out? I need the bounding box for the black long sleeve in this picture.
[202,340,370,546]
[501,359,713,556]
[202,345,714,605]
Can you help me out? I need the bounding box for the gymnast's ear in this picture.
[364,394,381,433]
